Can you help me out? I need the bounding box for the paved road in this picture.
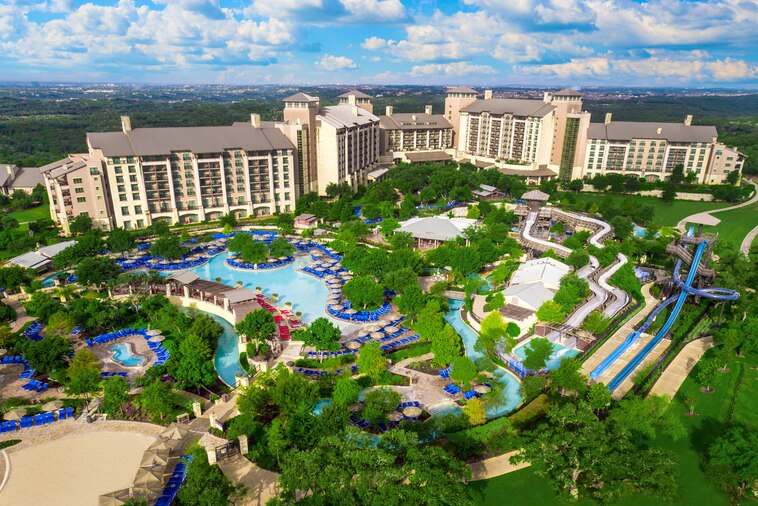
[676,179,758,236]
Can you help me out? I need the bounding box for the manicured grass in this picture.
[469,350,757,506]
[8,204,48,223]
[564,192,732,227]
[692,201,758,248]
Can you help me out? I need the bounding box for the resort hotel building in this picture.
[30,87,746,235]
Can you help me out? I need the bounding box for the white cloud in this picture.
[361,36,388,50]
[317,54,358,70]
[411,62,497,76]
[340,0,405,22]
[247,0,404,23]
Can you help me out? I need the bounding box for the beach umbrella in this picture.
[148,335,166,342]
[4,408,26,421]
[133,466,164,485]
[481,371,495,379]
[474,384,492,394]
[402,406,422,417]
[370,332,384,339]
[98,489,131,506]
[314,267,325,272]
[344,309,357,315]
[148,439,179,452]
[267,258,275,263]
[328,304,344,311]
[347,341,361,350]
[140,448,170,468]
[278,256,288,260]
[161,423,190,440]
[365,324,382,332]
[388,411,404,422]
[147,329,162,336]
[339,271,351,277]
[130,482,164,499]
[42,400,64,411]
[385,325,399,333]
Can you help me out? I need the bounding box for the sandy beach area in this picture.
[0,430,157,506]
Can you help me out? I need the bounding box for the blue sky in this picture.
[0,0,756,86]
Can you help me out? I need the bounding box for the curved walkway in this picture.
[469,450,529,481]
[676,179,758,235]
[648,336,714,398]
[740,225,758,254]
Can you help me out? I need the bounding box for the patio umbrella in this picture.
[339,272,351,277]
[278,256,288,260]
[267,258,275,263]
[481,371,495,379]
[347,341,361,350]
[140,448,170,468]
[474,384,492,394]
[388,411,404,422]
[344,309,357,315]
[4,408,26,421]
[133,466,164,485]
[161,423,190,440]
[148,439,179,452]
[98,489,131,506]
[314,267,325,272]
[370,332,384,339]
[385,326,399,333]
[402,406,422,417]
[147,330,162,336]
[42,400,64,411]
[148,335,166,342]
[365,324,382,332]
[130,482,164,499]
[328,304,344,311]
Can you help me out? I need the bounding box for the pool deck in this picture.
[86,334,157,379]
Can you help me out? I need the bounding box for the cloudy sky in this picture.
[1,0,756,86]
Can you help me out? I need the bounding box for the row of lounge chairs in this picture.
[463,390,481,400]
[1,408,74,433]
[147,340,170,366]
[2,355,34,380]
[439,366,452,379]
[306,349,358,359]
[22,379,48,392]
[444,384,461,395]
[397,401,421,409]
[380,334,420,351]
[71,325,83,336]
[101,371,128,378]
[155,455,194,506]
[86,327,145,346]
[296,364,359,377]
[278,325,291,340]
[147,257,208,271]
[226,256,294,270]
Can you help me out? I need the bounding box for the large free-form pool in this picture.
[109,343,145,367]
[512,338,581,370]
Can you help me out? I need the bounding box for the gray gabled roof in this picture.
[554,88,582,97]
[222,287,258,304]
[282,92,319,102]
[447,86,478,94]
[38,240,77,258]
[462,99,555,118]
[7,251,50,270]
[398,216,477,242]
[338,90,372,99]
[11,167,44,189]
[167,271,200,285]
[317,105,379,128]
[521,190,550,201]
[588,121,718,143]
[379,113,452,130]
[502,283,555,310]
[38,157,73,174]
[88,125,295,157]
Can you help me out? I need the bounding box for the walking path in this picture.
[649,336,714,398]
[469,450,530,481]
[581,283,656,377]
[217,454,279,506]
[387,353,451,407]
[7,299,33,333]
[740,225,758,254]
[676,179,758,234]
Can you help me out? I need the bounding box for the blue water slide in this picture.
[606,240,708,391]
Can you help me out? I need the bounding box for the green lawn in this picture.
[564,193,732,227]
[8,204,49,223]
[469,350,757,506]
[691,201,758,248]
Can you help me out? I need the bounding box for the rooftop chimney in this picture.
[543,92,551,102]
[604,112,612,125]
[657,127,662,134]
[348,95,356,106]
[386,105,393,117]
[250,113,261,128]
[684,114,693,126]
[352,106,359,116]
[484,90,493,100]
[411,114,417,121]
[121,115,132,133]
[425,105,433,115]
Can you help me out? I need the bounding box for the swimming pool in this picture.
[187,253,350,329]
[312,399,332,416]
[109,343,145,367]
[444,299,522,417]
[512,338,581,370]
[207,312,246,387]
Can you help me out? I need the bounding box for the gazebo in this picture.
[521,190,550,212]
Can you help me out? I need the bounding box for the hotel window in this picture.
[135,205,142,214]
[75,187,84,194]
[73,178,83,184]
[121,207,130,215]
[131,184,139,192]
[115,167,123,174]
[137,219,144,228]
[128,166,136,173]
[76,197,86,203]
[132,193,140,200]
[116,176,124,183]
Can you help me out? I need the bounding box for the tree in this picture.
[332,377,361,407]
[536,300,566,324]
[362,387,401,425]
[151,220,170,237]
[393,283,427,319]
[179,444,244,506]
[707,426,758,500]
[582,311,611,335]
[670,163,685,184]
[235,309,276,346]
[297,317,341,353]
[466,205,481,219]
[269,237,295,258]
[151,236,186,260]
[357,342,386,381]
[271,366,320,416]
[450,355,477,388]
[609,395,685,442]
[136,380,175,422]
[550,222,566,235]
[75,256,119,286]
[586,383,612,414]
[342,275,384,310]
[661,183,677,204]
[175,332,216,391]
[20,335,71,372]
[102,376,130,417]
[697,358,720,392]
[108,227,135,256]
[431,325,462,367]
[0,266,35,291]
[513,402,678,503]
[463,397,487,426]
[24,291,63,321]
[399,195,417,221]
[379,218,400,236]
[66,349,101,399]
[477,311,514,356]
[683,394,697,416]
[610,215,633,240]
[70,214,93,235]
[567,179,584,192]
[522,338,554,371]
[414,300,446,341]
[725,169,740,186]
[46,311,75,337]
[565,249,590,269]
[389,231,414,250]
[219,213,238,229]
[275,429,472,505]
[715,328,739,371]
[548,357,587,395]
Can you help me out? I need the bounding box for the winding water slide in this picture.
[521,210,629,331]
[590,238,739,392]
